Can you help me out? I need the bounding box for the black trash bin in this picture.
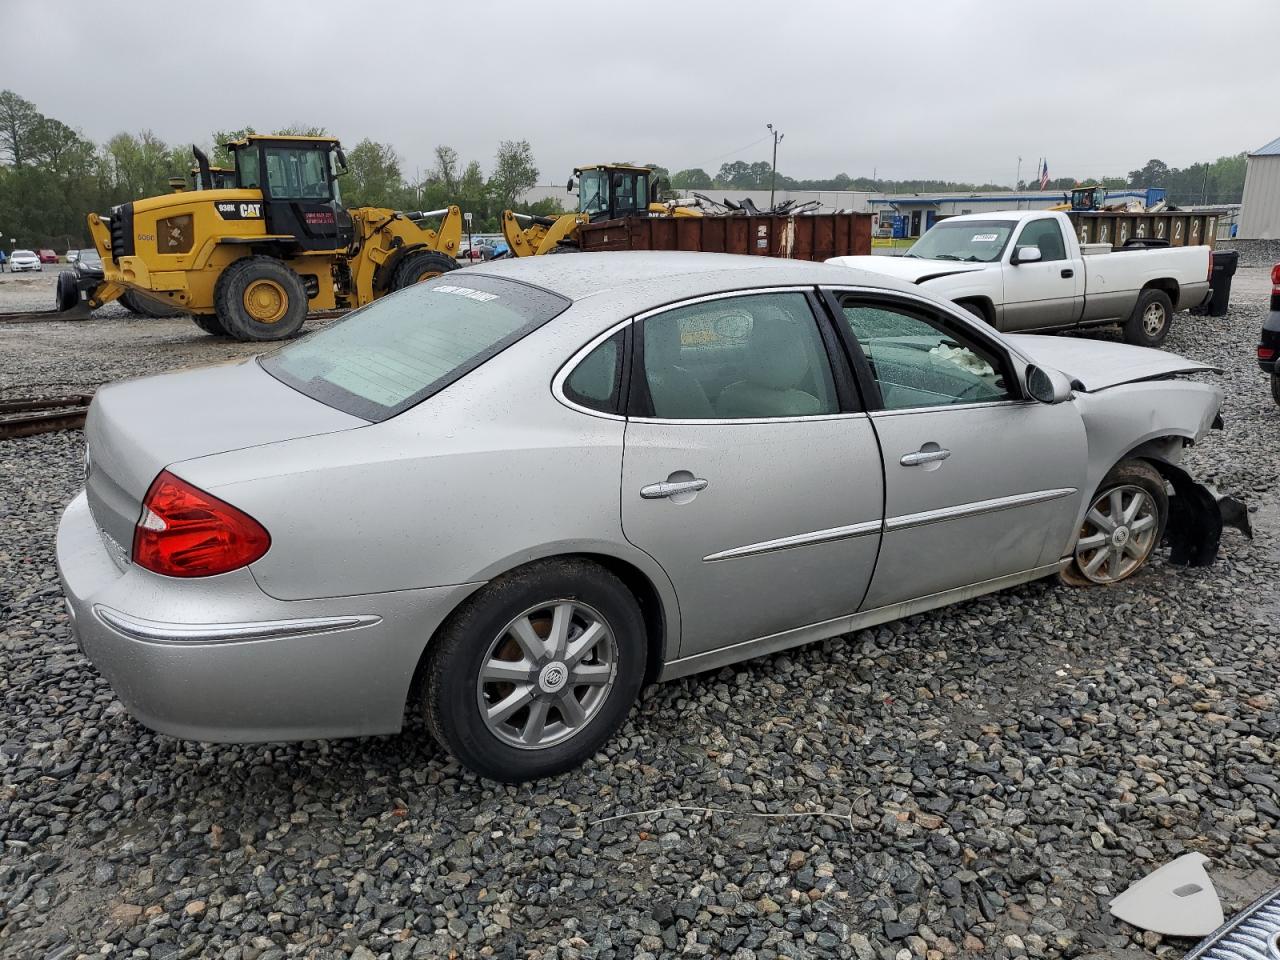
[1206,249,1238,317]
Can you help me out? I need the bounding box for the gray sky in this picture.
[3,0,1277,186]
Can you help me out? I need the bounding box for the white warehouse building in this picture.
[1237,135,1280,240]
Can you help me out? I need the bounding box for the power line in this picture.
[697,134,774,171]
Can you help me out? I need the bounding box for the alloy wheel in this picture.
[1074,484,1160,583]
[476,600,618,749]
[1142,301,1166,337]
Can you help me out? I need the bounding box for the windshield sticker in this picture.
[971,233,999,242]
[434,285,499,303]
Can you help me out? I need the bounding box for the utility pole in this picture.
[1015,156,1022,191]
[767,123,784,209]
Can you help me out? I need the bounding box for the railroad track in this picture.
[0,307,349,325]
[0,394,94,439]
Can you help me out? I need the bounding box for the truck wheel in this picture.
[191,314,228,337]
[1123,288,1173,348]
[423,559,647,782]
[215,257,308,341]
[958,301,989,324]
[390,250,458,290]
[1272,372,1280,407]
[547,244,581,255]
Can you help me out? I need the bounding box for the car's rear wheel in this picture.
[424,559,646,782]
[1271,372,1280,407]
[1123,288,1173,347]
[1066,460,1168,585]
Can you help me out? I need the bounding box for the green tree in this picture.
[489,139,538,211]
[0,90,42,167]
[670,168,713,189]
[340,138,405,208]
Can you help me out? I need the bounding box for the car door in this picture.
[619,289,885,662]
[824,290,1088,611]
[1000,217,1084,330]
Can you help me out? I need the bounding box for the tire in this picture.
[214,256,308,342]
[1064,459,1168,586]
[547,244,581,254]
[1123,288,1173,347]
[190,314,228,337]
[424,559,647,782]
[120,289,182,318]
[959,301,987,323]
[390,249,458,290]
[1271,372,1280,407]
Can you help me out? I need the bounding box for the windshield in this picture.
[579,170,609,216]
[13,250,34,258]
[906,220,1016,263]
[261,274,570,421]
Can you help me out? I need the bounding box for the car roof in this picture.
[469,251,919,302]
[937,210,1058,224]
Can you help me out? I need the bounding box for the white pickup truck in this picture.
[829,210,1212,346]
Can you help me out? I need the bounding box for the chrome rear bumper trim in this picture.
[93,605,381,646]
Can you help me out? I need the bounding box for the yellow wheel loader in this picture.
[58,136,463,341]
[501,163,701,256]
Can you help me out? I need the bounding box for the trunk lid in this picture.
[1003,334,1219,392]
[85,359,365,557]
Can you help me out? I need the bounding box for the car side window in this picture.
[1015,218,1066,261]
[637,292,838,420]
[563,330,624,413]
[838,298,1013,411]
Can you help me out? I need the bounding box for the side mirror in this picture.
[1013,245,1042,264]
[1025,364,1073,404]
[566,177,575,193]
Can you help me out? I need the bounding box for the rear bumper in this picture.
[57,490,480,742]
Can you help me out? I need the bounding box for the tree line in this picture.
[661,154,1248,206]
[0,86,1253,251]
[0,89,553,249]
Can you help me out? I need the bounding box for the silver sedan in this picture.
[57,253,1230,781]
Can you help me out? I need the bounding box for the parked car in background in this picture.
[67,248,101,267]
[58,253,1233,782]
[830,210,1212,347]
[1260,263,1280,406]
[9,249,42,272]
[38,249,59,264]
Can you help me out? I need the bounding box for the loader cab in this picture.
[573,164,653,222]
[1071,185,1106,212]
[228,135,352,252]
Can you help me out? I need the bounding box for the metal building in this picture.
[1238,135,1280,240]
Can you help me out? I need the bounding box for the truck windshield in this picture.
[906,221,1015,263]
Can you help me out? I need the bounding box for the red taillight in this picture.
[1260,346,1277,360]
[1271,263,1280,293]
[132,470,270,577]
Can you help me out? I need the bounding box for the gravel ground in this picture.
[1,269,1277,960]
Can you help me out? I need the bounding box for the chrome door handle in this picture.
[900,448,951,466]
[641,478,708,499]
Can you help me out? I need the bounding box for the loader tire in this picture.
[547,244,581,254]
[215,257,308,342]
[390,250,458,290]
[120,289,182,318]
[191,314,228,337]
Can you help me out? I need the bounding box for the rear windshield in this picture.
[260,274,569,421]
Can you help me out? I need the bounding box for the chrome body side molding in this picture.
[93,605,382,646]
[884,487,1076,532]
[703,519,882,562]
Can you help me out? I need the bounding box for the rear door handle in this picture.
[1061,268,1074,278]
[900,448,951,466]
[641,478,709,499]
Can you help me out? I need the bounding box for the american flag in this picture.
[1039,158,1049,190]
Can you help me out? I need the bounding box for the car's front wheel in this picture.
[1066,459,1168,585]
[424,559,647,782]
